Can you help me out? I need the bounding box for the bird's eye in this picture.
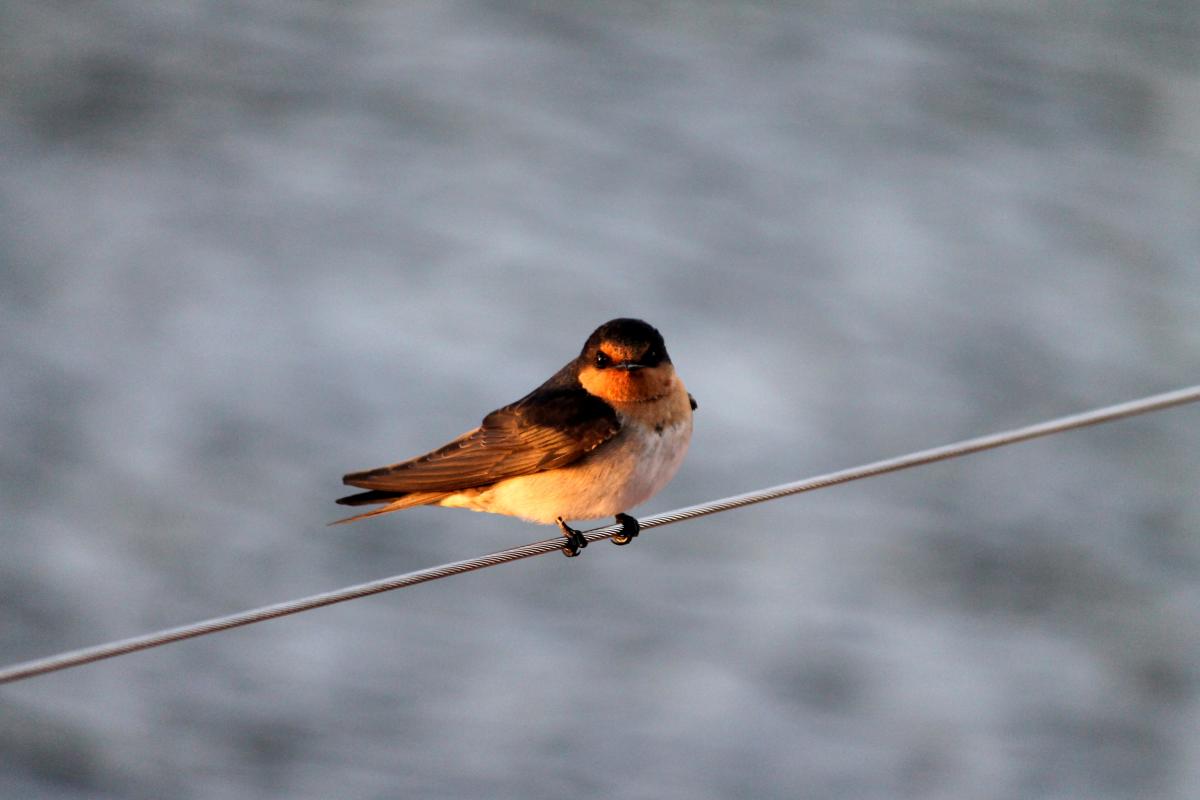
[595,351,611,368]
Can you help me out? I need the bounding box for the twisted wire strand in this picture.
[2,384,1197,685]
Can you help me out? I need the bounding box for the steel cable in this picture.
[2,384,1197,685]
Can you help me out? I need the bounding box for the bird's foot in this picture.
[556,517,588,558]
[611,513,641,546]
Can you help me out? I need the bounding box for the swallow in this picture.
[335,318,696,556]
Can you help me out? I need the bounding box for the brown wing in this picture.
[342,387,620,493]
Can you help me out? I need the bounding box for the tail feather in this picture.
[336,489,404,507]
[329,490,452,526]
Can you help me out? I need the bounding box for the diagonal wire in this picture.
[2,384,1198,685]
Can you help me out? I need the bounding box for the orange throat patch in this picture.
[579,363,679,405]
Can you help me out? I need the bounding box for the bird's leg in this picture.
[556,517,588,557]
[611,513,641,546]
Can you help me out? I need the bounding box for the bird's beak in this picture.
[614,361,646,372]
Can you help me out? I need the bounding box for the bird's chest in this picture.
[586,410,692,505]
[476,386,693,522]
[478,416,691,522]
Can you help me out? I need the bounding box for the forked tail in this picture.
[329,490,451,525]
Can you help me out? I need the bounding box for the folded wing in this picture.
[342,387,620,493]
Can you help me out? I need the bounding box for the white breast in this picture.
[438,415,693,524]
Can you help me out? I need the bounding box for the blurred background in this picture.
[2,2,1198,798]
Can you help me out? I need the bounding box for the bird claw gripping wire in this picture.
[556,517,588,557]
[557,513,641,555]
[611,513,640,546]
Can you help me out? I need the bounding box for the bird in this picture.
[335,318,696,556]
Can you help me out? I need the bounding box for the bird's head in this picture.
[577,318,676,404]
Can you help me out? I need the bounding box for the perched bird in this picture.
[335,318,696,556]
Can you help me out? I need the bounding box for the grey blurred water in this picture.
[2,2,1199,798]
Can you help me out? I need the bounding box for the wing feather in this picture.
[341,386,619,493]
